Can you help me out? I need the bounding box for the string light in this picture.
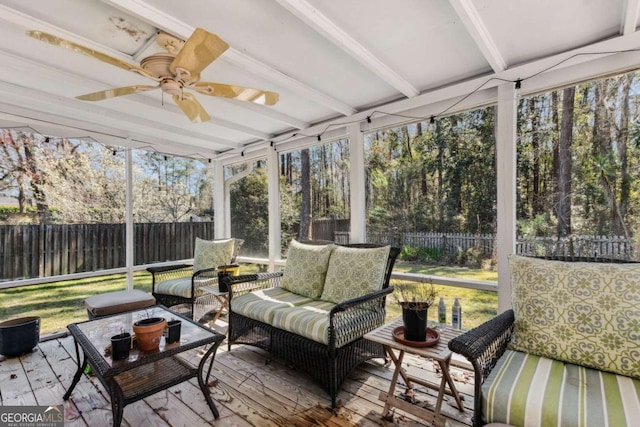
[428,115,436,131]
[266,49,634,147]
[8,47,637,161]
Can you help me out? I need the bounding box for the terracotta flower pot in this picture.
[132,317,166,351]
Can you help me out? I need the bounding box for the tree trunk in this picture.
[529,97,542,215]
[551,91,559,218]
[299,148,312,240]
[618,74,632,226]
[557,87,575,237]
[416,122,428,196]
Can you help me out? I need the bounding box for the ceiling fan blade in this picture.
[27,30,158,81]
[172,93,211,123]
[169,28,229,82]
[192,82,279,105]
[76,85,159,101]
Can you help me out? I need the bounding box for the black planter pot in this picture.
[0,316,41,357]
[402,308,427,341]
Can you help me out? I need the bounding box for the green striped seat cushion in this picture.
[483,349,640,427]
[270,300,336,345]
[270,301,377,347]
[230,288,313,325]
[154,276,214,298]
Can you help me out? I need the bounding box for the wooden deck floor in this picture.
[0,320,475,427]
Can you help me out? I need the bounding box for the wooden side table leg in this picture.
[211,295,228,324]
[436,356,464,413]
[384,345,412,388]
[381,347,405,418]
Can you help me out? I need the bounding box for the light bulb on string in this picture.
[514,79,522,104]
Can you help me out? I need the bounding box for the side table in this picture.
[364,318,465,427]
[200,285,230,325]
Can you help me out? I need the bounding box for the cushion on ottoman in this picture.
[85,289,156,318]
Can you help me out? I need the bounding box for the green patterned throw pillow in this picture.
[509,255,640,379]
[193,238,235,272]
[320,245,391,304]
[280,240,335,299]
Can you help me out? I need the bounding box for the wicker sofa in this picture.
[225,240,400,407]
[449,255,640,427]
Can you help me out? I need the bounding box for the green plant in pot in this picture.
[132,315,166,352]
[395,282,437,342]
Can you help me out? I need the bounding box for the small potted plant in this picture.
[394,281,437,342]
[132,313,166,352]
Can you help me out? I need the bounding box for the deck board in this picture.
[0,327,474,427]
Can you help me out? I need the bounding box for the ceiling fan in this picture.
[26,28,279,123]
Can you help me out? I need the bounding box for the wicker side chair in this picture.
[226,241,400,407]
[146,238,243,320]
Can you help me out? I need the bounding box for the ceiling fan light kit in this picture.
[27,28,279,123]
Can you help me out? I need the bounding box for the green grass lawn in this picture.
[0,261,498,335]
[388,261,498,329]
[0,271,153,335]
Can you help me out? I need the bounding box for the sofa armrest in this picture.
[448,308,514,427]
[327,287,393,350]
[449,308,514,379]
[226,271,284,299]
[330,287,393,313]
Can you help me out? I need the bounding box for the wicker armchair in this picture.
[225,242,400,407]
[448,309,514,427]
[146,238,243,320]
[448,256,639,427]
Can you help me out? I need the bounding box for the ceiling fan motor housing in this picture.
[140,53,176,79]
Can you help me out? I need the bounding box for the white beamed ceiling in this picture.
[0,0,638,160]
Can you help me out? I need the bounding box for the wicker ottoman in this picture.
[85,290,156,319]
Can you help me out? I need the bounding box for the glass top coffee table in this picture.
[63,305,225,427]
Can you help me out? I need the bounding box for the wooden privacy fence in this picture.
[0,222,215,281]
[292,218,350,241]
